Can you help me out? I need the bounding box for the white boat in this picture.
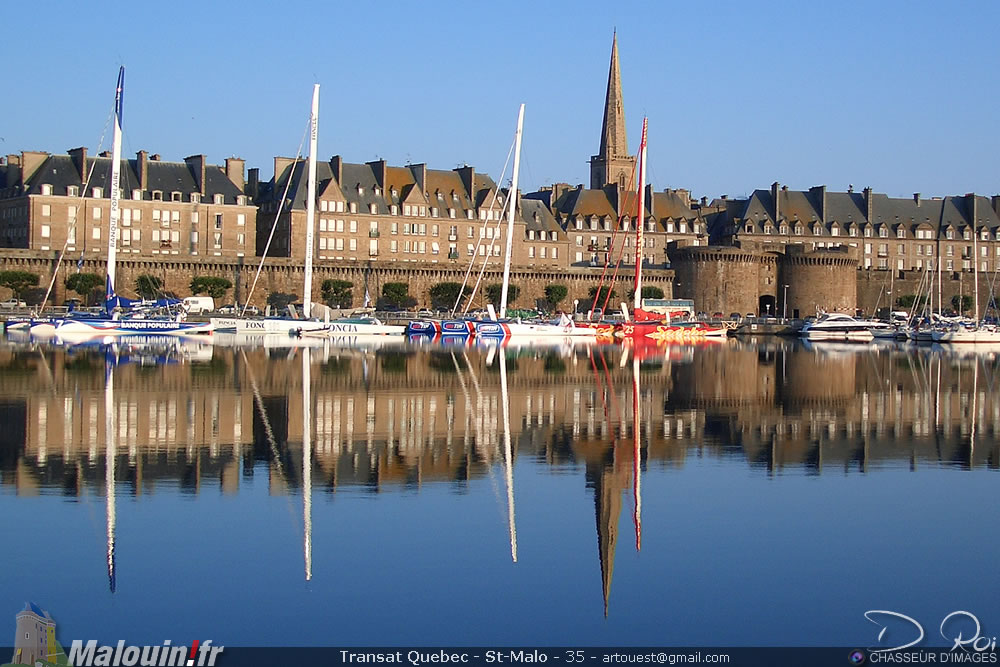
[799,313,877,342]
[294,316,405,337]
[933,324,1000,343]
[52,67,212,338]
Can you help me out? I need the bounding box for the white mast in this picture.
[632,118,648,313]
[499,347,517,562]
[303,84,319,319]
[302,347,312,581]
[973,222,980,323]
[499,104,524,320]
[105,66,125,304]
[105,361,117,592]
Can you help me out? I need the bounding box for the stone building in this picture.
[0,149,255,259]
[12,602,57,665]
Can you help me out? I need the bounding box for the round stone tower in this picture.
[778,245,859,318]
[668,246,773,316]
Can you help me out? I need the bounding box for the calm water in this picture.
[0,333,997,648]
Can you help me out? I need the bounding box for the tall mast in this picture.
[499,104,524,320]
[105,66,125,304]
[303,84,319,318]
[973,223,980,322]
[632,118,648,312]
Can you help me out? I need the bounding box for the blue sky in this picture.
[5,0,1000,200]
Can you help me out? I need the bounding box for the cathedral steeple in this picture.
[590,31,636,191]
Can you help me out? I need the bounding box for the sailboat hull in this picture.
[55,318,213,336]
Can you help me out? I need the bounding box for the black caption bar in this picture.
[202,646,999,667]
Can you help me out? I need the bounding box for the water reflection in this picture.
[1,334,998,621]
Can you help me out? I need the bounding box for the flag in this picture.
[77,253,84,271]
[363,288,371,308]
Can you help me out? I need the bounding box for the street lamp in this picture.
[782,284,789,319]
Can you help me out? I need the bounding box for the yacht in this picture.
[798,313,887,342]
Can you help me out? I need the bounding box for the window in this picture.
[679,222,688,233]
[896,228,905,239]
[171,191,181,202]
[214,194,224,205]
[849,226,857,237]
[391,205,398,215]
[92,227,101,240]
[467,243,474,256]
[431,241,439,254]
[152,190,162,201]
[41,204,50,217]
[864,226,872,237]
[171,211,179,223]
[370,204,377,214]
[390,240,398,252]
[213,233,222,248]
[350,220,357,233]
[665,222,674,233]
[349,238,357,251]
[93,207,102,220]
[467,227,474,239]
[68,207,76,221]
[794,224,803,235]
[528,230,535,240]
[528,246,535,258]
[350,202,357,213]
[190,211,199,223]
[41,184,53,196]
[121,229,130,246]
[391,222,398,235]
[92,187,103,198]
[831,226,839,236]
[864,242,871,254]
[449,208,456,218]
[335,238,344,251]
[552,247,557,259]
[67,186,79,197]
[237,214,245,226]
[319,219,327,232]
[41,224,50,238]
[898,244,905,255]
[237,233,245,246]
[319,237,328,251]
[214,214,223,230]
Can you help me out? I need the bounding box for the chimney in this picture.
[273,157,295,184]
[69,147,88,182]
[914,193,921,206]
[700,196,708,206]
[864,186,873,223]
[225,157,245,193]
[136,150,148,190]
[409,163,427,196]
[771,181,781,222]
[247,167,260,199]
[455,165,475,202]
[184,155,207,196]
[644,183,654,218]
[98,151,111,158]
[151,154,161,161]
[367,158,387,191]
[20,151,49,183]
[330,155,343,185]
[809,185,827,223]
[675,188,691,207]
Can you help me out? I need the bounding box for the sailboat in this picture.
[934,224,1000,343]
[614,118,725,342]
[54,68,212,338]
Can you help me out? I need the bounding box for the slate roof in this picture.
[3,152,243,203]
[520,198,560,233]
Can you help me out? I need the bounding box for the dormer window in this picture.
[528,230,535,240]
[831,226,840,237]
[67,185,79,197]
[981,230,989,241]
[745,224,754,234]
[41,184,52,196]
[214,194,224,205]
[794,224,804,235]
[350,202,357,213]
[374,187,381,196]
[391,205,398,215]
[574,217,582,230]
[152,190,163,201]
[879,226,888,238]
[946,228,954,239]
[190,193,200,204]
[132,189,142,201]
[391,188,397,198]
[864,226,872,237]
[963,229,971,240]
[765,225,774,235]
[370,203,377,214]
[896,228,905,238]
[169,191,180,202]
[93,187,103,198]
[452,192,458,202]
[779,224,789,235]
[849,226,857,237]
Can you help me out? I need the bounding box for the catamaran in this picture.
[53,67,212,338]
[613,118,725,342]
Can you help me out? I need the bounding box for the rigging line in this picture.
[242,115,311,317]
[588,347,610,419]
[450,140,515,316]
[37,110,115,313]
[241,349,285,479]
[589,160,639,316]
[463,193,514,315]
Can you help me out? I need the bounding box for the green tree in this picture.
[544,284,568,310]
[0,270,39,300]
[627,285,665,301]
[587,286,617,311]
[429,282,468,310]
[190,276,233,300]
[65,272,103,305]
[951,294,974,314]
[135,274,163,300]
[321,279,354,308]
[380,282,416,309]
[485,283,519,308]
[267,292,298,310]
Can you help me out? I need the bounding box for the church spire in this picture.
[590,32,636,191]
[599,31,627,159]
